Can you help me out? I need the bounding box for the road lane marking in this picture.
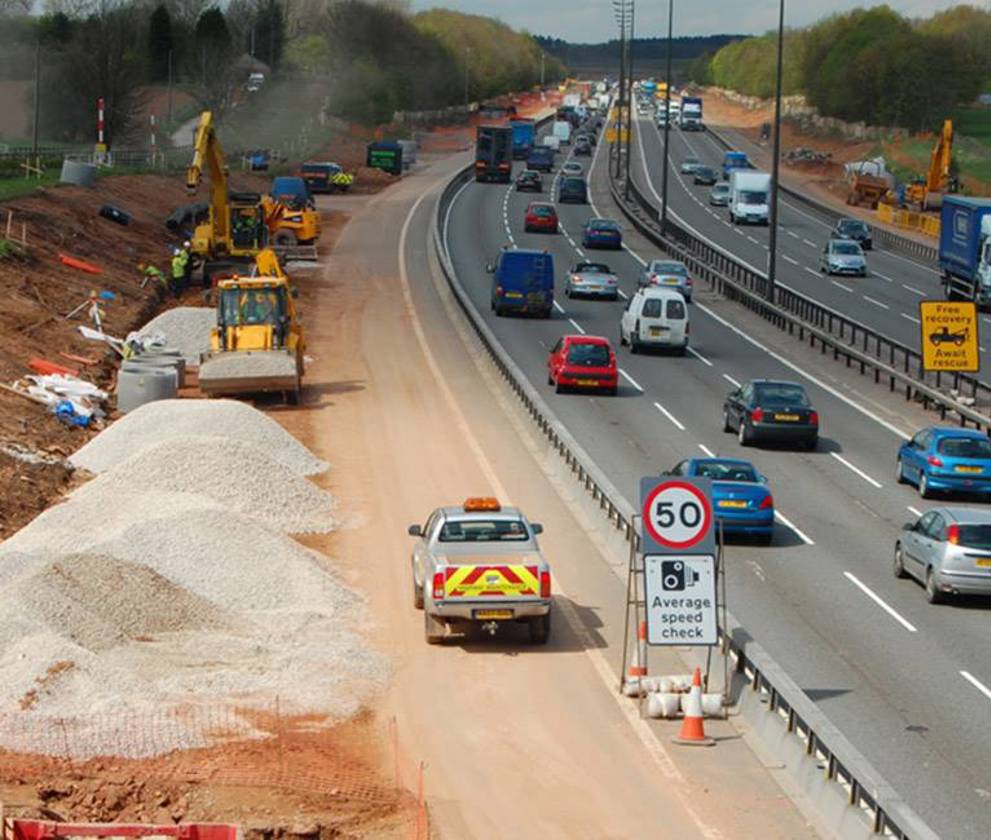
[619,368,644,392]
[960,671,991,701]
[902,284,925,296]
[774,511,815,546]
[831,280,853,292]
[901,313,921,324]
[654,401,685,431]
[803,267,820,277]
[782,254,799,265]
[747,235,760,245]
[722,373,741,388]
[907,506,922,517]
[863,295,890,310]
[872,271,894,284]
[553,300,565,313]
[687,346,712,366]
[568,318,586,334]
[803,238,817,248]
[830,452,883,488]
[788,231,800,239]
[617,288,629,300]
[698,444,715,457]
[844,572,917,632]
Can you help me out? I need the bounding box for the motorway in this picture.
[444,121,991,837]
[630,113,991,361]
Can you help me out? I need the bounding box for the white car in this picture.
[620,287,689,355]
[561,161,584,176]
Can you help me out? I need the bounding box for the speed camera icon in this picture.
[661,560,700,591]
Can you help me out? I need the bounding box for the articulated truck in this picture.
[940,196,991,308]
[475,125,513,183]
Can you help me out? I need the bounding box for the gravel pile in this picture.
[199,351,299,381]
[137,307,215,367]
[70,399,327,476]
[71,437,334,533]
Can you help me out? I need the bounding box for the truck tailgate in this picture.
[441,560,543,601]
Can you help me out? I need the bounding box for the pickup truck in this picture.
[408,497,552,644]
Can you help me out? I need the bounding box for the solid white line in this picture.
[844,572,917,632]
[802,238,817,248]
[960,671,991,701]
[901,313,921,324]
[831,280,853,292]
[863,295,890,310]
[774,510,815,546]
[619,368,644,392]
[553,300,565,313]
[782,254,799,265]
[907,505,922,517]
[694,302,912,440]
[830,452,883,488]
[902,284,925,296]
[687,346,712,366]
[654,401,686,431]
[698,444,715,457]
[722,373,741,388]
[568,318,586,334]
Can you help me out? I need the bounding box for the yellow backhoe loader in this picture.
[902,119,956,210]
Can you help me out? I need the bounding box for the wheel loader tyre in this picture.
[273,229,298,247]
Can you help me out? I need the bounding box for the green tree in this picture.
[253,0,284,68]
[148,4,173,82]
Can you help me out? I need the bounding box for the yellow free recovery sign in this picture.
[920,300,979,372]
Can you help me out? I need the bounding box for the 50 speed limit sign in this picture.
[639,477,715,554]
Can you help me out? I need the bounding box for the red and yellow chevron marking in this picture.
[444,565,540,598]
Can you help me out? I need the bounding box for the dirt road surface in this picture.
[284,154,818,839]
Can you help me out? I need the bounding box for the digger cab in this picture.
[229,192,269,253]
[215,279,296,351]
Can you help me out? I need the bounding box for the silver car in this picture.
[565,261,619,300]
[820,239,867,277]
[680,156,701,175]
[561,161,584,177]
[895,507,991,603]
[709,181,731,206]
[640,258,693,302]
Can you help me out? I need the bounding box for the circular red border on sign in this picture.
[642,480,713,549]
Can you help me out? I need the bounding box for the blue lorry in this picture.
[722,151,749,179]
[939,196,991,307]
[510,119,536,159]
[488,248,554,318]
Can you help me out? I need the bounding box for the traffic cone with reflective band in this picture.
[623,621,648,695]
[672,667,715,747]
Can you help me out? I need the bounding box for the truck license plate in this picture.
[475,609,513,620]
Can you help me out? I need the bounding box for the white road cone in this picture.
[623,620,649,696]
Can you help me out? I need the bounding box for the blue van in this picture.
[722,151,749,180]
[489,248,555,318]
[526,147,555,173]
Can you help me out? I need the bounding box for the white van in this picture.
[619,287,689,354]
[729,170,771,224]
[542,135,561,152]
[552,120,572,145]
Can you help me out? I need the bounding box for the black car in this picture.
[723,379,819,450]
[515,169,543,192]
[576,132,596,147]
[574,139,593,157]
[558,176,588,204]
[526,147,555,173]
[832,217,872,250]
[693,165,718,186]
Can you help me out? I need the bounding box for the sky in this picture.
[409,0,987,43]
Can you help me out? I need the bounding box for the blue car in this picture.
[668,458,774,544]
[582,218,623,250]
[897,426,991,498]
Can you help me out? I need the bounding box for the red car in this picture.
[547,335,618,395]
[524,202,559,234]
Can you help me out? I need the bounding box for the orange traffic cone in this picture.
[672,667,715,747]
[623,621,648,696]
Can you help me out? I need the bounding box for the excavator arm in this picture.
[186,111,231,254]
[927,119,954,194]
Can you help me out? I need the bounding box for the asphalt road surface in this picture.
[443,120,991,838]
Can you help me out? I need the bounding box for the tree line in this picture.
[689,4,991,131]
[535,33,740,69]
[4,0,563,145]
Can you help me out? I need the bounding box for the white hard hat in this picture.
[183,240,191,248]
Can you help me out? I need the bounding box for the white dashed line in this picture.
[802,238,817,248]
[722,373,741,388]
[872,271,894,284]
[654,401,685,431]
[844,572,917,633]
[698,444,716,457]
[863,295,890,310]
[619,368,644,392]
[788,231,800,239]
[617,288,629,300]
[568,318,586,334]
[960,671,991,701]
[553,300,565,314]
[746,235,760,245]
[831,280,853,292]
[902,284,925,296]
[803,267,821,278]
[687,346,712,366]
[901,313,921,324]
[782,254,799,265]
[907,505,922,517]
[830,452,883,488]
[774,511,815,546]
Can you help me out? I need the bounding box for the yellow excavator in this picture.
[197,248,306,404]
[900,119,956,210]
[185,111,320,283]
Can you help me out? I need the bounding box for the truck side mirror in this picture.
[407,524,422,537]
[531,523,543,535]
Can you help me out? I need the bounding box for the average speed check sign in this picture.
[639,476,715,555]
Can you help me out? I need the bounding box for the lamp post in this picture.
[766,0,786,302]
[612,0,628,179]
[464,46,471,111]
[624,0,635,200]
[659,0,674,233]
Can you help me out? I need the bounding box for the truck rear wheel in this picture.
[425,611,446,644]
[412,574,423,610]
[529,613,551,645]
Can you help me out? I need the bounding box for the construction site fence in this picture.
[875,202,940,239]
[0,704,428,838]
[432,123,937,838]
[705,125,940,263]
